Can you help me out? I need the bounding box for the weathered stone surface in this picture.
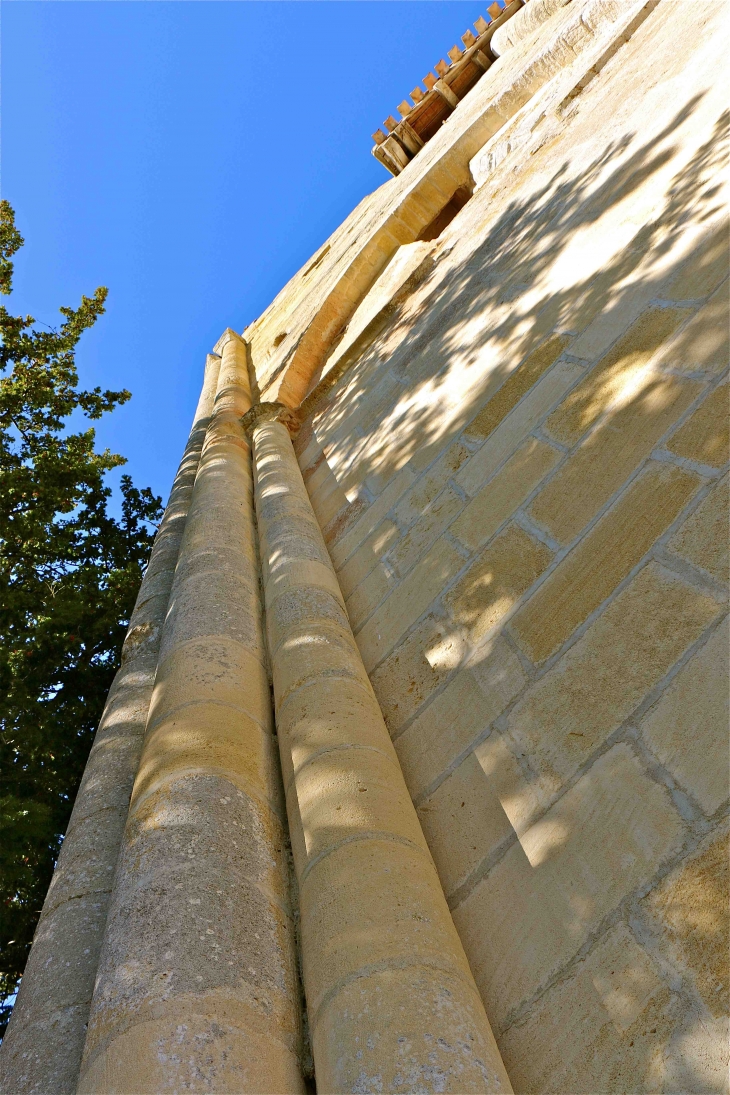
[452,438,562,551]
[418,733,527,896]
[666,381,729,468]
[254,417,510,1091]
[11,3,730,1091]
[665,228,729,301]
[357,536,465,671]
[530,372,701,544]
[456,359,585,498]
[396,637,526,800]
[79,999,304,1095]
[546,307,693,446]
[76,337,305,1094]
[313,965,512,1095]
[133,701,284,819]
[389,483,465,578]
[0,353,222,1095]
[445,524,553,644]
[395,441,471,526]
[453,744,684,1035]
[463,334,571,445]
[330,465,416,568]
[643,827,729,1020]
[507,563,721,802]
[511,462,701,664]
[668,474,729,585]
[370,613,468,735]
[336,518,399,597]
[498,924,676,1095]
[640,617,729,816]
[655,282,730,374]
[345,557,395,629]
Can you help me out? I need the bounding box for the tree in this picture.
[0,201,162,1036]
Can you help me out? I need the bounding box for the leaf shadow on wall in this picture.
[297,96,729,1094]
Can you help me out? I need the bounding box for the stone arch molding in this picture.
[252,0,630,412]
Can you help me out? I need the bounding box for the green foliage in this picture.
[0,201,162,1035]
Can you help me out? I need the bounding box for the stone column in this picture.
[0,354,221,1095]
[250,406,513,1095]
[76,334,305,1094]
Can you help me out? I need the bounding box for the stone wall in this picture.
[254,0,728,1089]
[3,1,726,1091]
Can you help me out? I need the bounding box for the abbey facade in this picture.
[2,0,727,1091]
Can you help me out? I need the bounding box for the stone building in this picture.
[1,0,727,1091]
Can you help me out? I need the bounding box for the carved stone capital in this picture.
[241,401,300,438]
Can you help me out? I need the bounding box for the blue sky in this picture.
[2,1,480,511]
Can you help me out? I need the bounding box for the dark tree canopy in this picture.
[0,201,162,1035]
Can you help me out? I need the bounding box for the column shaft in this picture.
[251,414,513,1094]
[77,334,305,1094]
[0,355,221,1095]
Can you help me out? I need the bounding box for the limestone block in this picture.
[456,359,585,497]
[665,1013,730,1095]
[78,995,304,1095]
[395,638,526,800]
[395,442,471,527]
[266,584,351,655]
[491,0,572,57]
[666,381,729,468]
[346,559,395,630]
[357,536,465,672]
[64,695,150,821]
[265,542,341,603]
[0,1007,89,1095]
[498,924,675,1095]
[42,803,127,917]
[330,465,416,569]
[508,563,721,801]
[643,828,729,1019]
[665,227,730,302]
[305,453,337,499]
[7,893,108,1014]
[418,734,529,896]
[530,372,702,544]
[546,307,693,446]
[286,746,429,875]
[276,676,394,793]
[192,451,253,503]
[511,462,702,664]
[452,438,561,551]
[182,501,258,559]
[273,619,371,706]
[453,744,684,1035]
[668,474,729,584]
[149,638,272,731]
[389,484,465,579]
[300,839,471,1018]
[309,468,351,529]
[313,966,512,1095]
[463,333,571,447]
[159,566,263,659]
[132,701,284,820]
[173,538,258,585]
[640,618,729,816]
[654,282,730,375]
[445,524,553,644]
[336,518,399,597]
[370,613,468,735]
